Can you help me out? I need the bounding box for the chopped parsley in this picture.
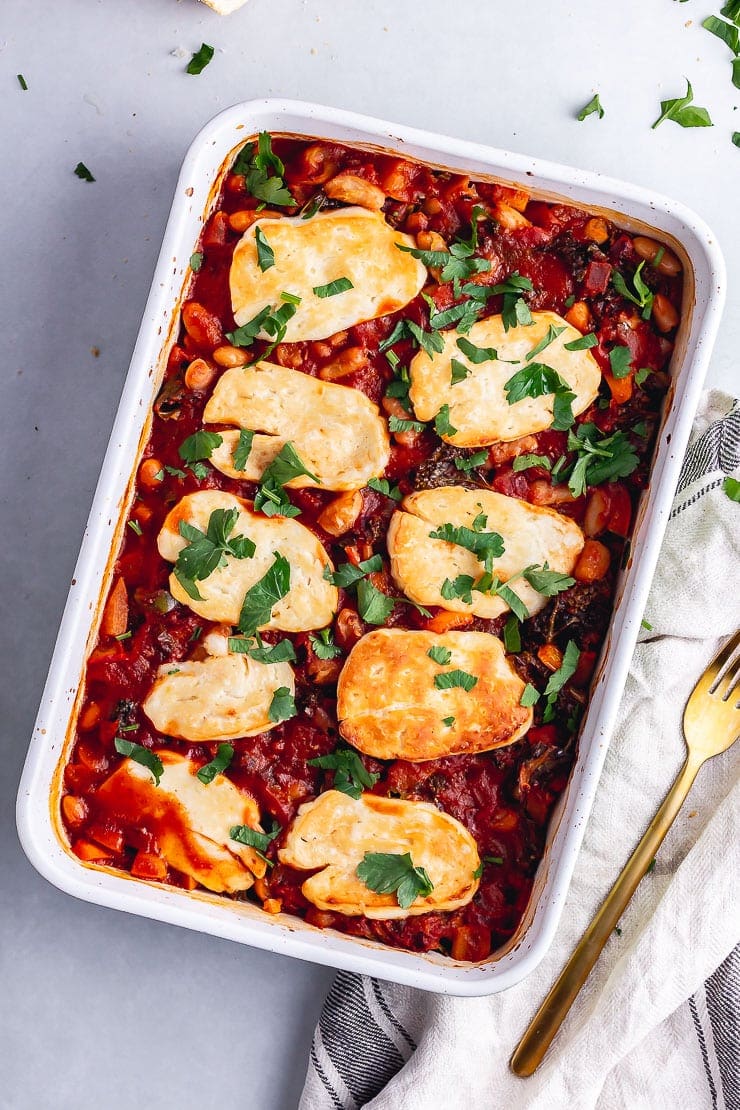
[197,743,234,785]
[564,332,598,351]
[388,415,425,434]
[356,851,434,909]
[407,320,445,359]
[396,207,491,295]
[526,324,566,361]
[179,429,223,464]
[237,552,291,637]
[255,227,275,272]
[232,429,255,471]
[433,669,478,692]
[434,404,457,438]
[442,716,456,727]
[186,43,215,75]
[233,132,295,207]
[228,635,297,664]
[576,94,605,121]
[74,162,95,182]
[309,628,342,659]
[522,564,575,595]
[427,646,453,665]
[174,508,255,600]
[325,554,383,588]
[612,262,654,320]
[356,577,395,624]
[542,640,581,723]
[652,80,713,130]
[17,74,28,91]
[512,453,552,473]
[641,619,654,631]
[455,450,489,472]
[608,345,633,379]
[486,272,534,331]
[268,686,297,723]
[114,738,163,786]
[634,367,652,387]
[367,477,402,501]
[308,749,379,799]
[313,277,354,298]
[456,337,499,364]
[520,683,540,707]
[428,520,505,573]
[254,442,318,518]
[503,615,522,653]
[504,363,576,430]
[563,423,639,498]
[189,252,204,272]
[230,820,281,862]
[127,519,142,536]
[722,476,740,502]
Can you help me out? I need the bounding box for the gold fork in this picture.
[511,628,740,1077]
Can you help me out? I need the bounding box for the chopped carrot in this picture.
[425,610,474,634]
[537,644,563,672]
[101,576,128,638]
[72,838,114,862]
[131,852,168,881]
[604,371,633,404]
[61,794,87,829]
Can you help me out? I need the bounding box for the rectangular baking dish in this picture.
[16,99,725,995]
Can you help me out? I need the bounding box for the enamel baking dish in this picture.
[16,99,725,995]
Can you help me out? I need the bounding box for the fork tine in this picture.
[707,630,740,694]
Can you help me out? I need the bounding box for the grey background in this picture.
[1,1,737,1108]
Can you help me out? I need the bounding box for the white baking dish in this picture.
[16,99,725,995]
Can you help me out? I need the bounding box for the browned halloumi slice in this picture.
[157,490,338,630]
[142,630,294,742]
[387,487,584,620]
[230,207,426,341]
[279,790,480,919]
[94,751,265,893]
[204,363,390,491]
[336,629,532,761]
[409,311,601,446]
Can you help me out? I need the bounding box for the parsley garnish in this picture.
[563,423,639,498]
[434,669,478,691]
[356,851,434,909]
[722,476,740,502]
[520,683,540,707]
[450,359,471,385]
[268,686,297,723]
[17,74,28,91]
[254,442,318,518]
[225,306,273,348]
[114,738,163,786]
[441,574,475,604]
[197,743,234,785]
[428,522,505,574]
[504,363,576,429]
[422,292,480,335]
[612,262,654,320]
[127,519,142,536]
[407,320,445,359]
[186,43,214,75]
[427,646,452,665]
[641,618,654,631]
[325,554,383,588]
[512,453,552,473]
[635,367,652,387]
[307,749,379,800]
[388,415,425,434]
[434,404,457,438]
[702,14,740,55]
[522,564,575,595]
[526,324,566,361]
[255,227,275,272]
[356,578,395,624]
[233,132,295,207]
[652,80,713,129]
[608,345,633,379]
[230,820,281,862]
[226,294,301,358]
[367,477,402,501]
[74,162,95,182]
[228,635,297,664]
[564,332,598,351]
[456,337,499,363]
[503,615,522,653]
[313,277,354,298]
[542,640,580,723]
[189,252,204,272]
[179,429,223,464]
[442,716,456,727]
[309,628,342,659]
[733,132,740,147]
[577,94,604,121]
[232,429,255,471]
[174,508,256,600]
[487,272,534,331]
[237,552,291,637]
[396,208,491,295]
[454,451,489,472]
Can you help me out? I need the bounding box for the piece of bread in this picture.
[336,628,532,760]
[279,790,480,919]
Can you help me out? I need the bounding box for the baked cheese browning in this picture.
[204,363,390,491]
[336,629,532,761]
[229,208,427,341]
[158,490,338,629]
[408,311,601,446]
[387,487,585,620]
[94,752,266,893]
[142,632,294,742]
[279,790,480,919]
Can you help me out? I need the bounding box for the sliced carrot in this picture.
[61,794,87,829]
[87,823,124,853]
[262,899,283,915]
[537,644,563,672]
[131,851,168,881]
[604,371,633,404]
[101,576,128,638]
[425,610,474,634]
[72,838,114,862]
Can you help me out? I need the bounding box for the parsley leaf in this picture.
[255,227,275,272]
[512,453,552,472]
[226,306,274,348]
[367,477,402,501]
[74,162,95,182]
[721,0,740,23]
[238,552,291,637]
[427,646,452,665]
[503,615,522,653]
[428,522,505,573]
[186,43,214,75]
[396,212,491,295]
[230,820,281,860]
[313,277,354,298]
[197,743,234,785]
[179,429,223,464]
[564,332,598,351]
[520,683,540,707]
[254,442,318,518]
[308,749,379,799]
[488,272,534,332]
[356,851,434,909]
[174,509,255,598]
[542,640,580,722]
[17,74,28,91]
[441,574,475,604]
[612,262,654,320]
[522,563,575,596]
[407,320,445,359]
[190,252,204,272]
[434,404,457,438]
[577,94,604,121]
[388,415,425,434]
[634,367,652,387]
[228,635,297,664]
[722,476,740,502]
[563,423,639,497]
[114,738,163,786]
[325,554,383,588]
[309,628,342,659]
[268,686,297,723]
[455,450,489,472]
[456,337,498,364]
[702,14,740,54]
[504,362,565,404]
[356,578,395,624]
[434,669,478,691]
[608,345,633,379]
[233,429,255,471]
[526,324,566,361]
[652,80,713,130]
[233,132,295,207]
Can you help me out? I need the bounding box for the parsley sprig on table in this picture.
[174,508,256,601]
[233,132,295,207]
[652,80,713,129]
[356,852,434,909]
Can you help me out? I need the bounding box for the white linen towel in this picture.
[301,391,740,1110]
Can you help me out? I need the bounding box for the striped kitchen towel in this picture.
[300,391,740,1110]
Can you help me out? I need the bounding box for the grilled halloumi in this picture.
[409,311,601,446]
[387,487,584,620]
[229,207,426,341]
[204,363,390,491]
[279,790,480,919]
[158,490,338,630]
[336,628,532,760]
[94,752,266,893]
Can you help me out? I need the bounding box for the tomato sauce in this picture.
[60,135,681,961]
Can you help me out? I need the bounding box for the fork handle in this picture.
[510,752,703,1077]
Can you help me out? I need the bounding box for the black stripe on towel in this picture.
[689,993,718,1109]
[705,945,740,1110]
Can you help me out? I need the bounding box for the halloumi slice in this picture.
[94,752,265,893]
[142,632,294,742]
[409,311,601,446]
[204,363,390,491]
[279,790,480,919]
[336,629,532,761]
[230,207,426,341]
[387,487,584,620]
[158,490,338,629]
